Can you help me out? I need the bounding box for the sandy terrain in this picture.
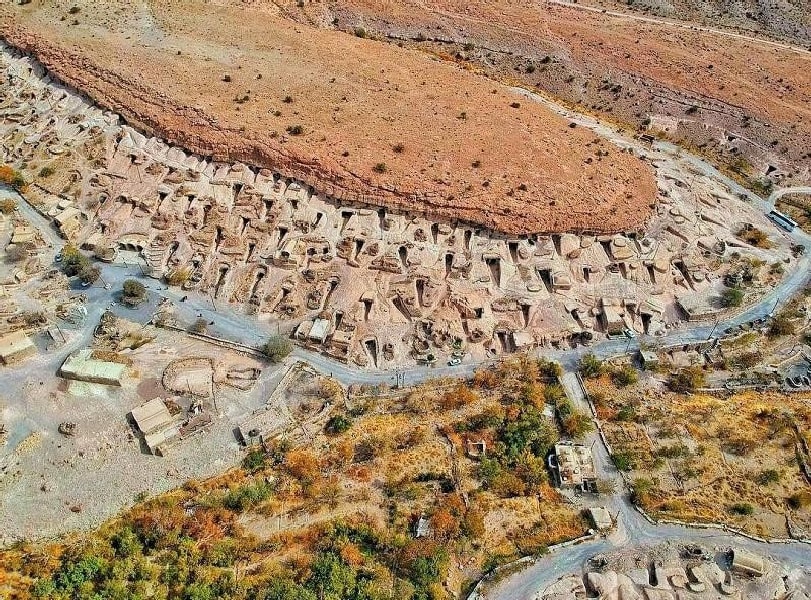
[0,0,656,236]
[325,0,811,188]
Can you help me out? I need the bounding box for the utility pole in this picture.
[54,321,66,343]
[706,318,720,341]
[211,373,219,416]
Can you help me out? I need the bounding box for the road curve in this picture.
[768,186,811,209]
[4,68,811,588]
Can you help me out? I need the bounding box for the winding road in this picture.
[767,187,811,210]
[3,74,811,596]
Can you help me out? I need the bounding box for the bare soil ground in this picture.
[324,0,811,190]
[0,0,656,236]
[0,322,273,544]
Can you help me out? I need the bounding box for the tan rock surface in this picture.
[0,1,656,236]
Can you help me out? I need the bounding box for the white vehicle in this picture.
[623,328,637,339]
[448,357,462,366]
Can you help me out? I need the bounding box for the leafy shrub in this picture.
[222,481,272,511]
[6,243,29,262]
[542,383,566,404]
[189,318,208,334]
[737,226,770,248]
[615,404,636,422]
[668,366,706,392]
[769,315,795,337]
[656,444,689,459]
[580,353,604,379]
[787,490,811,509]
[242,450,267,473]
[756,469,780,485]
[630,477,653,505]
[721,287,744,307]
[728,502,754,516]
[611,365,638,387]
[325,415,353,435]
[263,335,292,363]
[0,197,16,214]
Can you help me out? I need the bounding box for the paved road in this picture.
[545,0,811,56]
[6,91,811,590]
[767,186,811,210]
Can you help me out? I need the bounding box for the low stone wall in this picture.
[157,322,266,359]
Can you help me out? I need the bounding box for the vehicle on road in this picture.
[448,357,462,366]
[623,328,636,339]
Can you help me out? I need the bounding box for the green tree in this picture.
[263,335,292,363]
[721,287,744,307]
[611,364,638,387]
[307,552,357,600]
[61,244,90,276]
[122,279,146,299]
[79,265,101,285]
[668,366,706,392]
[562,410,594,439]
[612,451,634,471]
[579,353,604,379]
[264,577,317,600]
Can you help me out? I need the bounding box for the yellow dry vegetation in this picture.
[587,373,811,538]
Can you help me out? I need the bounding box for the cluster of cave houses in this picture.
[542,547,780,600]
[1,46,788,367]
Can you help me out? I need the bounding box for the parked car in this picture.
[448,357,462,366]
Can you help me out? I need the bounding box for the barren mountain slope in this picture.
[325,0,811,190]
[0,1,656,236]
[575,0,811,45]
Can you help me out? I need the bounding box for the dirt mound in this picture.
[0,2,656,236]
